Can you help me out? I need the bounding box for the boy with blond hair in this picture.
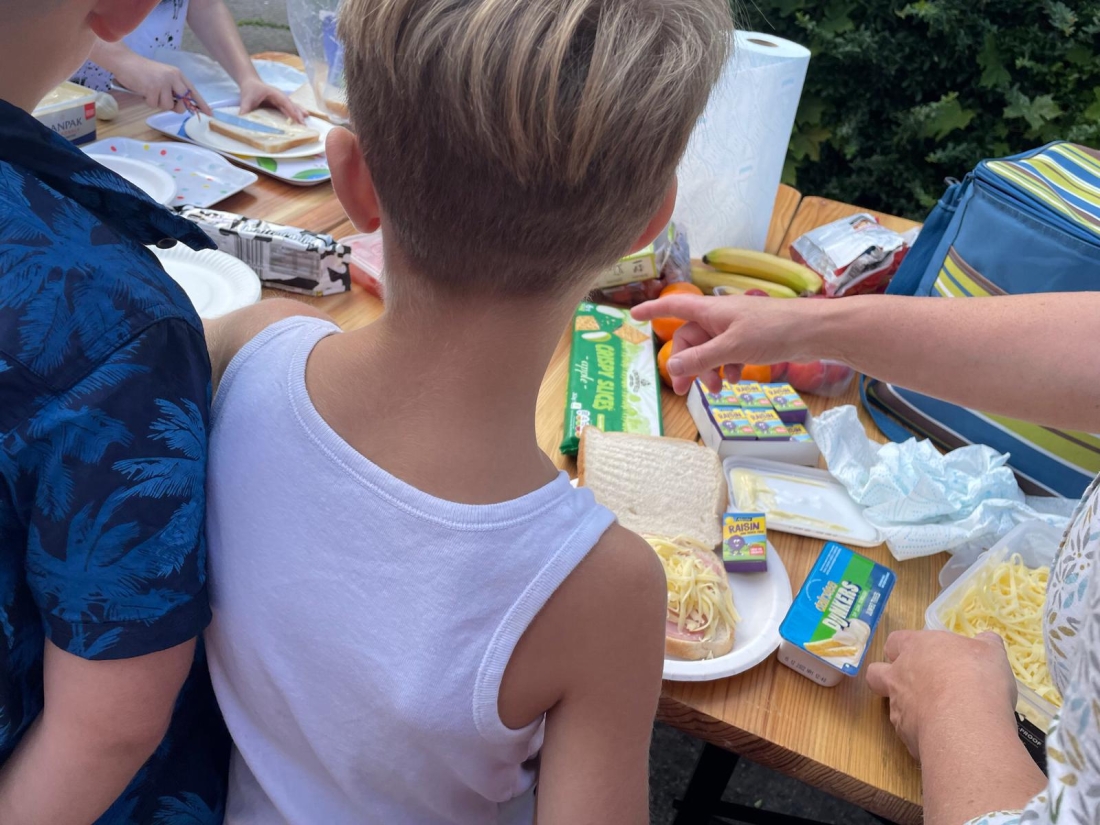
[202,0,731,822]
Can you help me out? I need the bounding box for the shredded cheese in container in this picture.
[645,536,739,642]
[942,553,1060,707]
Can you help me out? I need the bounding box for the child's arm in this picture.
[87,40,213,114]
[205,298,334,392]
[187,0,305,121]
[519,524,667,825]
[0,641,195,825]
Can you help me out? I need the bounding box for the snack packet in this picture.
[790,214,918,298]
[592,223,691,306]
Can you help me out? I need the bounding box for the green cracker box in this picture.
[560,303,663,455]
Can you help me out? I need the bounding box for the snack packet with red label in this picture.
[790,214,918,298]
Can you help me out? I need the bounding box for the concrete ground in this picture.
[204,2,893,822]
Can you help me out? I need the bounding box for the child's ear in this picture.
[327,128,383,235]
[628,179,679,254]
[89,1,163,42]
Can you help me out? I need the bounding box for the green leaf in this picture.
[292,169,330,181]
[1085,88,1100,121]
[789,124,831,162]
[977,34,1011,89]
[1003,89,1063,132]
[1045,0,1077,35]
[256,157,278,173]
[919,93,977,140]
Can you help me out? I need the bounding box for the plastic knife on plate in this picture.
[207,110,286,135]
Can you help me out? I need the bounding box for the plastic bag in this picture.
[592,223,691,306]
[287,0,349,123]
[790,214,918,298]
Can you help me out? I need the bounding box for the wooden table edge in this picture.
[658,695,922,825]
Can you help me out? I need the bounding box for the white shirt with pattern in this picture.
[72,0,190,93]
[965,475,1100,825]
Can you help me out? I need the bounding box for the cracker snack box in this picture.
[560,303,663,455]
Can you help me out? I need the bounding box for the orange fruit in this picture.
[740,364,772,383]
[657,340,675,387]
[651,316,685,343]
[660,282,704,298]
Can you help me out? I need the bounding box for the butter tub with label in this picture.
[33,82,97,146]
[778,542,895,686]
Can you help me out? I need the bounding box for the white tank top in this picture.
[204,317,615,825]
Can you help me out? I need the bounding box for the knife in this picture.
[209,110,287,136]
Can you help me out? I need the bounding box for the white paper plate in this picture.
[149,245,261,319]
[85,138,257,208]
[662,542,792,681]
[567,477,790,681]
[89,154,177,205]
[184,108,330,159]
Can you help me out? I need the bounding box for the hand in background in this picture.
[632,294,828,394]
[112,53,212,115]
[237,77,307,123]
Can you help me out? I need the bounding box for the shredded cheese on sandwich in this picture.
[942,554,1060,707]
[646,536,740,642]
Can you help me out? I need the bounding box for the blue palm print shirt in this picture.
[0,99,228,823]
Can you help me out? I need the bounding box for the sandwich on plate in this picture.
[577,428,737,660]
[208,108,320,154]
[647,536,739,660]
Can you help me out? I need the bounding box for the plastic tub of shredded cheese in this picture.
[925,521,1062,751]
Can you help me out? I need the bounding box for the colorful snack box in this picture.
[778,542,896,686]
[763,383,809,424]
[788,424,813,443]
[560,303,663,455]
[711,407,756,440]
[734,382,771,410]
[746,409,790,440]
[695,379,741,407]
[722,513,768,573]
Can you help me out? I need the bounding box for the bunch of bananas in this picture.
[692,249,823,298]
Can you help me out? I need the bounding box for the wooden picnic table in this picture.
[101,60,934,825]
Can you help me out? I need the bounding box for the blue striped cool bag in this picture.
[862,142,1100,498]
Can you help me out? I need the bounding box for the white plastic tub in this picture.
[925,521,1062,734]
[33,82,97,145]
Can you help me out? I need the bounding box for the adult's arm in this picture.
[633,292,1100,432]
[0,641,194,825]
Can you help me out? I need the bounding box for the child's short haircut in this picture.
[339,0,732,296]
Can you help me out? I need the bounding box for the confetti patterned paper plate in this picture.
[146,111,332,187]
[84,137,258,208]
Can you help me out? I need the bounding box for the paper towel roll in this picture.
[672,32,810,254]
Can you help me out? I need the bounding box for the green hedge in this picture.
[740,1,1100,219]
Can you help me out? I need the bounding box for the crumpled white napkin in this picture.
[810,406,1077,568]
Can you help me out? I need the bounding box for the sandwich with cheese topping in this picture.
[646,536,739,660]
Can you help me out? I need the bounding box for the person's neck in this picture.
[310,283,585,504]
[0,18,86,111]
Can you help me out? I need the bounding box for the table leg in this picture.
[672,743,740,824]
[671,743,902,825]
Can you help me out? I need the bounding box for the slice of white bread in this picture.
[666,615,735,660]
[578,427,726,549]
[208,109,320,154]
[291,83,349,122]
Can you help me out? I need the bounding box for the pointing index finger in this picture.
[631,293,711,324]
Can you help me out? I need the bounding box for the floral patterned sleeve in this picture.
[964,482,1100,825]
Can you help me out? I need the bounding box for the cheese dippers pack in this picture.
[560,303,663,455]
[778,542,896,686]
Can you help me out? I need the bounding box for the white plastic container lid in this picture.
[724,456,882,547]
[925,520,1063,733]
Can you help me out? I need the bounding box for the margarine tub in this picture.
[778,542,895,686]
